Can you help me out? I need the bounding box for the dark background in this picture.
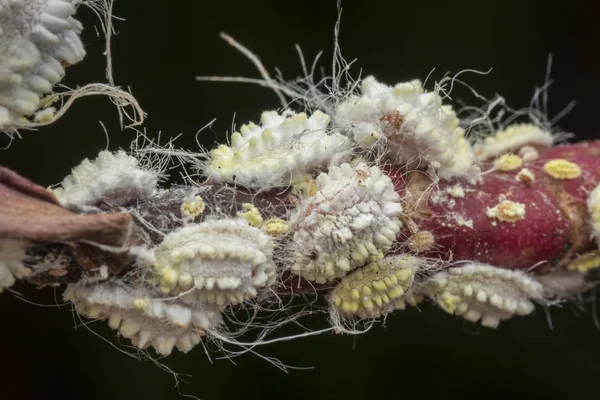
[2,1,600,399]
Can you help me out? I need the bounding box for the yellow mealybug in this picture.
[567,251,600,273]
[237,203,264,227]
[291,174,318,198]
[543,159,582,180]
[261,218,289,235]
[407,231,435,253]
[486,200,526,223]
[33,107,56,123]
[180,196,206,218]
[132,298,151,311]
[516,168,535,185]
[494,153,523,171]
[330,255,419,319]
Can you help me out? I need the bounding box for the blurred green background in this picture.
[2,0,600,399]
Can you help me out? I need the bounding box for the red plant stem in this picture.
[392,140,600,272]
[3,141,600,291]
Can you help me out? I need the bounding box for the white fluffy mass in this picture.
[64,282,223,356]
[52,150,159,209]
[422,263,544,328]
[137,218,277,306]
[0,0,85,131]
[334,76,475,180]
[0,239,30,293]
[290,162,403,283]
[204,109,352,188]
[588,183,600,246]
[473,123,554,160]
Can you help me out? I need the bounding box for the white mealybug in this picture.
[473,123,554,161]
[0,0,85,131]
[0,239,30,293]
[422,263,544,328]
[138,218,277,306]
[204,109,352,188]
[588,183,600,245]
[64,282,222,356]
[334,76,475,180]
[289,162,403,283]
[52,150,159,209]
